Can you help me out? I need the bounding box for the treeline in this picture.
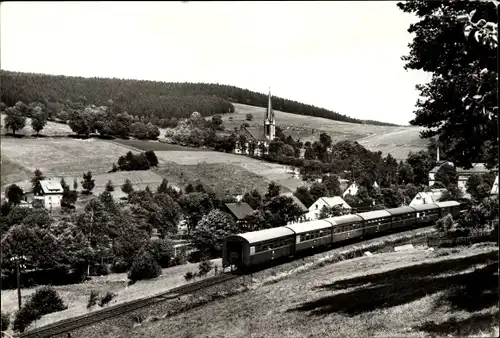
[0,70,398,126]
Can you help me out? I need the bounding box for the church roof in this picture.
[240,126,269,142]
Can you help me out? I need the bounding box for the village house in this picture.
[32,179,64,210]
[409,190,444,206]
[234,88,275,157]
[342,181,360,198]
[224,202,255,225]
[305,196,351,221]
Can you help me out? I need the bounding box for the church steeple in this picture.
[264,87,276,141]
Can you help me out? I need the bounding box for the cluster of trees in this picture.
[397,0,498,169]
[111,150,159,172]
[1,70,398,126]
[3,101,47,136]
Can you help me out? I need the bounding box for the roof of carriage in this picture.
[228,227,295,244]
[285,219,334,234]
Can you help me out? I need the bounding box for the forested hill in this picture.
[0,70,398,126]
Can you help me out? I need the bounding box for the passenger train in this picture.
[222,201,462,270]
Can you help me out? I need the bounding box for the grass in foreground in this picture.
[129,245,498,338]
[0,258,222,333]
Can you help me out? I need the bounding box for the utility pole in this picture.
[10,255,27,310]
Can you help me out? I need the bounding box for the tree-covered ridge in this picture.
[0,70,399,126]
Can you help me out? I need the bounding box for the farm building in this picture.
[305,196,351,221]
[234,88,275,157]
[32,179,64,210]
[224,202,255,223]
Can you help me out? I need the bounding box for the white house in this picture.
[409,190,444,206]
[33,179,64,210]
[305,196,351,221]
[342,182,359,198]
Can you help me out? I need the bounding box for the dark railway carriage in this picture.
[326,214,364,243]
[357,210,393,235]
[222,227,295,269]
[435,201,461,219]
[386,206,417,230]
[285,219,334,252]
[411,203,440,225]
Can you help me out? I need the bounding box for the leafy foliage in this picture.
[191,209,237,257]
[435,163,458,187]
[121,179,134,195]
[5,184,24,205]
[398,0,498,168]
[87,291,99,310]
[128,250,162,282]
[81,171,95,194]
[1,311,10,332]
[4,105,27,135]
[98,292,116,307]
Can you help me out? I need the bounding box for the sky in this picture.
[1,1,432,125]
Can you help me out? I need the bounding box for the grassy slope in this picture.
[129,245,498,338]
[225,103,428,159]
[0,258,223,334]
[1,113,74,137]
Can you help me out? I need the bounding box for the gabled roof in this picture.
[320,196,351,209]
[280,192,308,212]
[412,191,443,204]
[285,219,333,234]
[38,179,63,194]
[225,202,255,220]
[240,126,269,142]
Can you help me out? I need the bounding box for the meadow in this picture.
[129,244,498,338]
[224,103,428,159]
[1,113,74,137]
[153,151,306,192]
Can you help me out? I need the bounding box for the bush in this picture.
[436,214,455,234]
[128,251,162,282]
[98,292,116,307]
[184,271,195,281]
[87,291,99,310]
[1,311,10,332]
[145,239,174,268]
[197,259,213,277]
[13,286,67,332]
[145,150,159,166]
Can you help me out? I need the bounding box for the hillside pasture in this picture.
[0,138,136,178]
[153,151,307,193]
[222,103,427,159]
[1,156,33,188]
[1,113,74,137]
[153,161,274,196]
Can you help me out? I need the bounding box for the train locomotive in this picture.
[222,201,462,270]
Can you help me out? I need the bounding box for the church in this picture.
[234,88,276,157]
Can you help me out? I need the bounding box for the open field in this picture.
[222,103,427,159]
[0,156,33,188]
[1,113,74,137]
[111,139,201,152]
[154,150,307,192]
[0,258,223,334]
[1,138,135,178]
[128,244,498,338]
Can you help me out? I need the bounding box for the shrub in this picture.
[145,150,159,166]
[436,214,456,234]
[13,286,67,332]
[145,239,174,268]
[99,292,116,307]
[128,251,162,282]
[87,291,99,310]
[184,271,195,281]
[1,311,10,332]
[197,259,213,277]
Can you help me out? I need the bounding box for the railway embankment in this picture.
[35,225,447,338]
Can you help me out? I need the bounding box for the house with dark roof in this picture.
[234,88,276,157]
[224,202,255,223]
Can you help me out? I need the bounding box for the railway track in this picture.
[17,273,238,338]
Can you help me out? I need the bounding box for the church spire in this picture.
[264,87,276,141]
[267,87,273,121]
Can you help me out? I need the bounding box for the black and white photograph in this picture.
[0,1,498,337]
